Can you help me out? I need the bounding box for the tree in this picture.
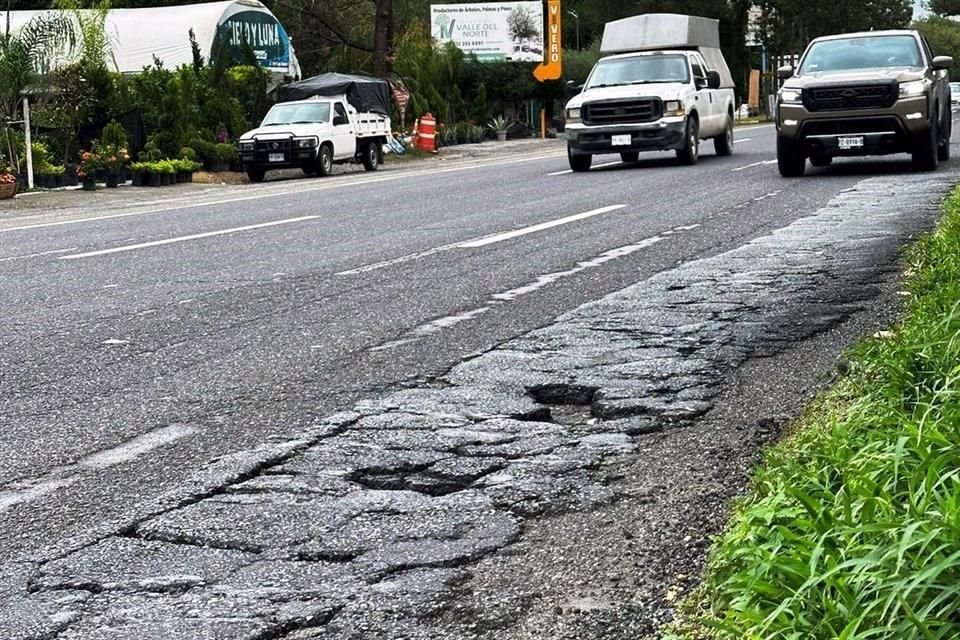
[914,15,960,77]
[0,7,76,122]
[757,0,914,54]
[929,0,960,16]
[507,5,539,43]
[373,0,392,75]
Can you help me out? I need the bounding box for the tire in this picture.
[362,140,382,171]
[938,115,952,161]
[912,120,939,172]
[568,146,592,172]
[676,116,699,166]
[809,154,833,167]
[246,166,265,183]
[619,151,640,163]
[714,116,734,157]
[318,144,334,177]
[777,136,806,177]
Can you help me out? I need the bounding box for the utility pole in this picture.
[567,9,580,51]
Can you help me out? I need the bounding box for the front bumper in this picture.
[566,117,687,155]
[239,148,317,168]
[778,96,930,156]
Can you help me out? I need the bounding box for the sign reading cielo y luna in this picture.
[431,2,544,63]
[533,0,561,81]
[217,10,291,71]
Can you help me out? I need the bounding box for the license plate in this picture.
[838,136,864,150]
[268,153,284,162]
[611,134,632,146]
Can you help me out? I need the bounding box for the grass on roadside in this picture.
[666,188,960,640]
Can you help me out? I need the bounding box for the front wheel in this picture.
[246,166,265,183]
[568,146,592,172]
[362,140,381,171]
[318,144,334,177]
[777,136,806,177]
[912,120,939,172]
[714,116,733,157]
[809,154,833,168]
[676,116,699,166]
[938,116,952,161]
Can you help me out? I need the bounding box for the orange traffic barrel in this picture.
[417,113,437,153]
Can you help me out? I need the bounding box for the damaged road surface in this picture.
[1,128,958,638]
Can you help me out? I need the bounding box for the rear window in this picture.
[799,35,923,74]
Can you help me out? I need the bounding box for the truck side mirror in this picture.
[565,80,582,97]
[933,55,953,70]
[777,65,795,80]
[707,70,721,90]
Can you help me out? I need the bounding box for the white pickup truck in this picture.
[565,14,737,171]
[238,95,390,182]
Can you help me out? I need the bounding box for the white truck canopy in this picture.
[600,13,734,89]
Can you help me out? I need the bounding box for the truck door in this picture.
[331,102,356,160]
[690,54,719,136]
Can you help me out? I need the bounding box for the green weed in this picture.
[668,189,960,640]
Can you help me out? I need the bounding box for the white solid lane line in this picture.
[732,159,778,172]
[549,160,622,177]
[458,205,626,248]
[60,215,319,260]
[3,151,566,234]
[338,204,627,275]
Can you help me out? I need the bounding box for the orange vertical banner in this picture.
[533,0,562,82]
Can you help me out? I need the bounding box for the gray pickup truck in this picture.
[776,30,953,176]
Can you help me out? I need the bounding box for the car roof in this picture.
[600,50,693,62]
[810,30,919,43]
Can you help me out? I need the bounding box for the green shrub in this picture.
[215,143,237,163]
[178,147,197,161]
[100,120,128,148]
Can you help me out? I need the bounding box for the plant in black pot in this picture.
[77,149,102,191]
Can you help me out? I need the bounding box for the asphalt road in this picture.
[0,122,952,563]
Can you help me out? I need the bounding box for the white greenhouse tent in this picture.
[0,0,301,79]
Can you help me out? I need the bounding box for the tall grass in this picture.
[670,190,960,640]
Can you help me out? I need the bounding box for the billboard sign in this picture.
[217,10,292,72]
[431,2,544,63]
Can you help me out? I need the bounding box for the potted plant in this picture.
[214,143,238,172]
[155,160,176,186]
[130,161,148,187]
[489,115,509,142]
[77,150,102,191]
[101,145,129,188]
[0,169,17,199]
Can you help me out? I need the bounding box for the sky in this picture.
[915,0,929,18]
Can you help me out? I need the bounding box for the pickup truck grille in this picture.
[255,139,293,151]
[803,84,897,112]
[583,99,662,125]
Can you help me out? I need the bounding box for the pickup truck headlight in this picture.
[899,80,926,97]
[566,107,581,122]
[238,141,255,152]
[663,100,684,116]
[779,88,803,104]
[293,137,319,149]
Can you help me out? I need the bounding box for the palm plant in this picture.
[1,1,77,172]
[1,5,77,121]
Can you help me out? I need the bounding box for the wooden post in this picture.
[540,109,546,139]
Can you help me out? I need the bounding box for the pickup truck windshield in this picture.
[262,102,331,126]
[585,55,690,89]
[799,35,922,74]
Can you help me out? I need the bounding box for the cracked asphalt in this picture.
[1,125,958,638]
